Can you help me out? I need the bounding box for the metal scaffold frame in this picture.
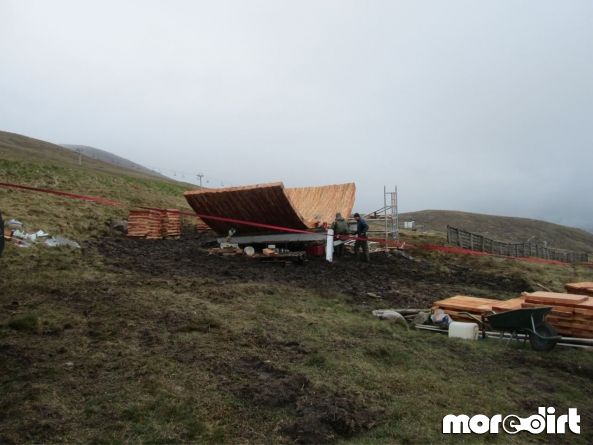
[363,186,399,249]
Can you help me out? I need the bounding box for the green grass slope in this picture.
[1,131,593,443]
[401,209,593,253]
[0,131,196,239]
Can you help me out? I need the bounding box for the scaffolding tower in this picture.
[363,186,399,248]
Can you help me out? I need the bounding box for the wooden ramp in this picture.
[184,182,356,235]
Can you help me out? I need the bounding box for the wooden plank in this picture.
[491,298,524,311]
[523,291,588,303]
[521,302,574,317]
[522,291,588,305]
[565,282,593,296]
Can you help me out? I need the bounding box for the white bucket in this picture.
[448,321,479,340]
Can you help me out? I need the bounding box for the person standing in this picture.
[0,210,4,257]
[331,212,349,257]
[353,212,370,262]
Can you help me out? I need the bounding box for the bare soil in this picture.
[96,237,533,308]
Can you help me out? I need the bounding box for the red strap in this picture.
[0,182,121,206]
[0,180,579,266]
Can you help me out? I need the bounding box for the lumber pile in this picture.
[127,209,182,239]
[145,210,164,239]
[432,291,593,338]
[432,295,524,322]
[163,209,181,238]
[521,291,593,338]
[128,210,155,238]
[565,282,593,297]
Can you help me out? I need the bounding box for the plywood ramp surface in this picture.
[285,183,356,227]
[184,182,356,235]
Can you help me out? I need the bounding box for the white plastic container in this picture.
[448,321,479,340]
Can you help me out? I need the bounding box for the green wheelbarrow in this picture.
[460,307,561,352]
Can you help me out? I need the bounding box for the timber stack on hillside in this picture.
[163,209,181,238]
[520,291,593,337]
[127,209,182,239]
[566,282,593,297]
[433,285,593,338]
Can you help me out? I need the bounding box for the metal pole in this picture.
[326,228,334,262]
[395,186,399,239]
[384,185,388,251]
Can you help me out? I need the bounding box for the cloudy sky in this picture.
[1,1,592,228]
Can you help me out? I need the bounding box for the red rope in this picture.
[0,182,121,206]
[1,181,585,266]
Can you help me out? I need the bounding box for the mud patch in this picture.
[160,310,222,334]
[215,356,381,443]
[280,389,381,444]
[224,357,309,407]
[93,238,532,308]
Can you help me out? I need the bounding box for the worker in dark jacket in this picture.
[0,210,4,257]
[331,213,349,257]
[353,212,370,262]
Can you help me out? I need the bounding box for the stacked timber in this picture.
[432,292,593,338]
[521,291,593,338]
[432,296,523,321]
[565,282,593,297]
[127,210,152,237]
[145,210,165,239]
[128,209,208,238]
[164,209,181,238]
[127,209,165,239]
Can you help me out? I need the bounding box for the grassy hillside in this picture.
[2,233,593,444]
[2,131,593,444]
[61,144,168,180]
[0,131,195,239]
[401,210,593,254]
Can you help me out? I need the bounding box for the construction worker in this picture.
[331,212,349,257]
[0,210,4,257]
[353,212,370,262]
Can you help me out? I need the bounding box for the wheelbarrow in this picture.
[460,307,561,351]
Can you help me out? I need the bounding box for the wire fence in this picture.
[446,226,590,263]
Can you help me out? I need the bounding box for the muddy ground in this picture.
[96,236,533,308]
[10,236,586,444]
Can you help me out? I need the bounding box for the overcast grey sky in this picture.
[1,1,592,228]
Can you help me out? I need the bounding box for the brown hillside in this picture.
[400,210,593,254]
